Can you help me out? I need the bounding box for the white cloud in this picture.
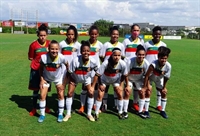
[0,0,199,26]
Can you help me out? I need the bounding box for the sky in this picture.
[0,0,199,26]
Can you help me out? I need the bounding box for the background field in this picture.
[0,34,200,136]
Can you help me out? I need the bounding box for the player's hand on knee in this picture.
[99,84,105,92]
[162,88,167,95]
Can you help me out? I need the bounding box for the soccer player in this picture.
[38,40,67,123]
[142,46,171,119]
[63,41,98,122]
[78,25,103,114]
[143,26,167,111]
[124,45,149,119]
[28,24,51,116]
[123,24,144,111]
[93,48,129,120]
[59,25,81,112]
[100,26,125,111]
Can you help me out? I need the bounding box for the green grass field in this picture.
[0,33,200,136]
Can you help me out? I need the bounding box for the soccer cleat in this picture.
[118,113,125,120]
[144,111,150,118]
[78,106,85,114]
[133,103,139,111]
[160,111,168,119]
[157,106,162,111]
[57,115,63,123]
[87,115,95,122]
[29,108,37,116]
[138,112,147,119]
[123,112,128,119]
[38,115,45,123]
[94,113,99,121]
[63,115,71,122]
[45,107,51,113]
[101,104,107,112]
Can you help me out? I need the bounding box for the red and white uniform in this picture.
[89,40,103,68]
[41,53,66,83]
[69,55,98,86]
[143,40,167,64]
[96,59,128,86]
[149,60,171,89]
[100,42,125,61]
[126,57,149,90]
[123,37,144,59]
[28,40,50,70]
[59,40,81,65]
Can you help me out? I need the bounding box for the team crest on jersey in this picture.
[96,48,99,52]
[72,48,77,52]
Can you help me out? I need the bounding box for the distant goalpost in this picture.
[10,8,38,34]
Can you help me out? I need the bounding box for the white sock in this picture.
[39,100,46,116]
[80,90,87,106]
[139,99,145,113]
[87,97,94,116]
[157,90,161,106]
[95,100,102,114]
[123,99,129,112]
[103,93,108,105]
[145,98,150,112]
[66,97,72,115]
[133,89,139,103]
[58,99,64,115]
[114,92,118,107]
[161,98,167,111]
[118,100,123,114]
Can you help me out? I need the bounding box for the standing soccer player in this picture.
[143,26,167,111]
[78,25,103,113]
[142,46,171,119]
[38,40,67,123]
[100,26,125,111]
[28,24,51,116]
[93,48,129,120]
[63,41,98,122]
[123,24,144,111]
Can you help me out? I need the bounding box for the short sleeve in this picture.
[164,62,171,78]
[96,60,107,75]
[28,43,35,59]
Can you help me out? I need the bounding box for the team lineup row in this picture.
[28,24,171,123]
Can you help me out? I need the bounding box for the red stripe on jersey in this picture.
[45,67,57,71]
[62,50,72,55]
[90,51,96,56]
[105,51,112,56]
[153,70,161,76]
[104,71,116,77]
[125,48,137,52]
[146,50,158,55]
[130,71,142,74]
[75,70,87,75]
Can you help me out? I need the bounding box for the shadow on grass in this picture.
[9,93,81,117]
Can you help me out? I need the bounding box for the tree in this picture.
[195,28,200,33]
[93,19,114,36]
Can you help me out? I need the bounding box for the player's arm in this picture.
[28,43,34,61]
[39,61,47,89]
[143,64,154,89]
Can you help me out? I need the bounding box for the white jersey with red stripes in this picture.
[123,37,144,59]
[100,41,125,61]
[69,55,98,84]
[126,57,149,82]
[41,53,66,82]
[143,40,167,63]
[89,40,103,67]
[96,59,128,84]
[59,40,81,65]
[150,60,171,81]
